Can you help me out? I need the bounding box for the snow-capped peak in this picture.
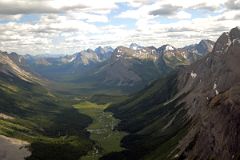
[165,45,175,51]
[129,43,143,50]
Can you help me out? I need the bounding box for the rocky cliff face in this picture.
[0,51,40,83]
[175,27,240,160]
[105,27,240,160]
[183,40,215,56]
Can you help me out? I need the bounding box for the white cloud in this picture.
[68,12,109,23]
[0,14,22,20]
[174,11,192,19]
[0,0,239,55]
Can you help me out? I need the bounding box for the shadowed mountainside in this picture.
[105,27,240,160]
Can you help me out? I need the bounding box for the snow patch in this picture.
[213,83,217,90]
[19,57,22,63]
[132,46,137,50]
[191,71,197,79]
[226,39,231,46]
[68,56,76,62]
[165,45,174,51]
[213,82,219,95]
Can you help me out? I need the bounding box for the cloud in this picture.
[149,4,182,16]
[0,0,239,55]
[68,12,109,23]
[225,0,240,10]
[0,1,80,15]
[0,14,22,20]
[167,27,195,32]
[175,11,192,19]
[216,10,240,20]
[191,3,219,11]
[0,0,118,15]
[234,14,240,19]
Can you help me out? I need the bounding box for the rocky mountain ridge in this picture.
[105,27,240,160]
[2,39,215,93]
[0,51,41,83]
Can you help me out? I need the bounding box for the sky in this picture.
[0,0,239,55]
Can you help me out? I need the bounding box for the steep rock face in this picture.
[0,51,40,83]
[175,27,240,160]
[158,40,214,69]
[112,46,158,61]
[183,40,215,56]
[196,40,215,55]
[95,46,113,61]
[73,49,99,65]
[92,46,162,87]
[105,27,239,160]
[102,58,142,86]
[76,41,213,88]
[129,43,143,50]
[158,44,190,68]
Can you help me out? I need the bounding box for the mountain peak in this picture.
[164,44,175,51]
[229,26,240,41]
[199,39,214,45]
[129,43,143,50]
[95,46,113,53]
[158,44,176,54]
[212,27,240,54]
[95,46,114,61]
[10,52,18,57]
[86,48,94,53]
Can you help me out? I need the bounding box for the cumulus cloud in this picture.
[191,3,219,11]
[225,0,240,10]
[149,5,182,16]
[0,1,84,15]
[0,0,239,55]
[0,14,22,20]
[167,27,195,32]
[68,12,109,23]
[234,14,240,19]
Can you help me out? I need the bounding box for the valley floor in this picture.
[74,101,127,160]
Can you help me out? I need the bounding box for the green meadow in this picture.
[74,101,127,160]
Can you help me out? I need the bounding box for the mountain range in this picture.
[105,27,240,160]
[19,39,215,94]
[0,26,239,160]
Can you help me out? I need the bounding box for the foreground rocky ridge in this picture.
[106,27,240,160]
[176,26,240,160]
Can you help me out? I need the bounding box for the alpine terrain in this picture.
[0,1,239,160]
[106,27,240,160]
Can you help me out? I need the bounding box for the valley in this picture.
[1,0,240,159]
[74,101,127,160]
[0,26,239,160]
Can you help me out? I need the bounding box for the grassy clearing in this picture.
[74,101,127,160]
